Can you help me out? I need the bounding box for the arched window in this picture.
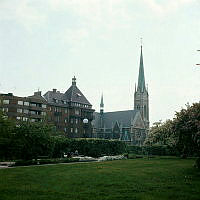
[144,105,147,119]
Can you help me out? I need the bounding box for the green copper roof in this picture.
[137,46,146,92]
[100,94,104,108]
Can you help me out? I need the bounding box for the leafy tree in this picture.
[14,122,55,160]
[0,111,16,160]
[172,103,200,159]
[145,102,200,168]
[145,119,175,147]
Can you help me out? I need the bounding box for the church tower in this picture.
[134,45,149,129]
[100,94,104,129]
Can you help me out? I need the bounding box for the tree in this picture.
[15,122,55,160]
[172,103,200,159]
[145,119,174,146]
[0,111,16,160]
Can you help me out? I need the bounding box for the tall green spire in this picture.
[100,93,104,108]
[137,45,146,92]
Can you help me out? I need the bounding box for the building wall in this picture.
[0,93,48,123]
[47,103,94,138]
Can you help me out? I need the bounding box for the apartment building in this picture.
[0,91,48,123]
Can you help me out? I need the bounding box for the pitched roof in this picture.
[93,110,138,129]
[28,91,47,103]
[43,90,64,104]
[43,77,92,106]
[62,84,92,106]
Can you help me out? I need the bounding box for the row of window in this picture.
[1,99,9,104]
[52,99,91,109]
[16,108,46,116]
[18,101,47,108]
[0,99,47,108]
[16,116,42,122]
[64,127,78,133]
[52,107,68,113]
[50,107,80,115]
[72,102,91,108]
[0,107,8,112]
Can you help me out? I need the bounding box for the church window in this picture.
[144,105,147,119]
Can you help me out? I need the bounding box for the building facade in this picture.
[43,77,94,138]
[0,91,48,123]
[93,46,149,145]
[0,77,94,138]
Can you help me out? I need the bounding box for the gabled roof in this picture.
[43,77,92,106]
[62,84,92,105]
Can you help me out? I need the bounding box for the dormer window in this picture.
[53,98,58,103]
[76,93,81,97]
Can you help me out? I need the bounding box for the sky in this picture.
[0,0,200,125]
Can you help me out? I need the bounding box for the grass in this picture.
[0,157,200,200]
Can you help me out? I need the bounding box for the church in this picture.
[92,45,149,145]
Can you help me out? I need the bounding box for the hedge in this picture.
[127,145,177,156]
[53,138,127,158]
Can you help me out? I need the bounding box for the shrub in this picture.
[67,139,127,158]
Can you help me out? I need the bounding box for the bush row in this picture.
[127,145,178,156]
[53,138,127,158]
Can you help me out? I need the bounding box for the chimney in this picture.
[34,91,42,96]
[53,89,57,93]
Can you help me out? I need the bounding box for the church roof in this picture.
[93,110,138,129]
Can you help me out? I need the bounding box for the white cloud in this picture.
[62,28,89,44]
[143,0,196,16]
[60,28,89,52]
[49,0,133,28]
[0,0,46,31]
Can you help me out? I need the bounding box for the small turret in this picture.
[72,76,76,86]
[100,93,104,114]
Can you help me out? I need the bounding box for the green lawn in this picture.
[0,157,200,200]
